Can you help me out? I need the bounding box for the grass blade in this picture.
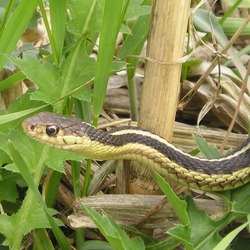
[49,0,67,65]
[0,71,26,92]
[0,0,37,69]
[213,221,249,250]
[92,0,130,125]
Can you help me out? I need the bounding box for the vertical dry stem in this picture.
[139,0,190,141]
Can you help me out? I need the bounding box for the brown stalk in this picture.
[139,0,190,140]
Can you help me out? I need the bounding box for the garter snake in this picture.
[22,112,250,191]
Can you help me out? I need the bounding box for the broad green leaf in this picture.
[146,236,181,250]
[46,147,85,172]
[0,214,16,246]
[0,150,11,166]
[219,183,250,214]
[168,196,222,250]
[61,46,95,102]
[0,133,10,154]
[154,173,189,225]
[193,8,228,38]
[18,202,63,235]
[7,89,48,114]
[186,197,222,248]
[83,205,145,250]
[111,60,127,74]
[193,135,221,159]
[0,169,19,202]
[80,240,113,250]
[68,0,104,37]
[125,0,151,20]
[8,51,95,111]
[231,183,250,214]
[121,224,156,245]
[120,23,132,34]
[167,225,192,249]
[72,86,92,103]
[8,56,61,103]
[118,0,150,120]
[0,198,62,247]
[6,130,48,173]
[118,7,150,59]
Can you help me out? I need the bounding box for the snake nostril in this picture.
[30,125,35,131]
[46,125,59,136]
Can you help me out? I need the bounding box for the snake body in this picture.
[22,112,250,191]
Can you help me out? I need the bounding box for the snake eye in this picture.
[46,125,59,136]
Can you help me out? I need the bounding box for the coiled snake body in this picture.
[22,112,250,191]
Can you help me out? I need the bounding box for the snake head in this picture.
[22,112,91,152]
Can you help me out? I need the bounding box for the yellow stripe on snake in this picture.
[22,112,250,192]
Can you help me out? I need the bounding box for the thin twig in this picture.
[220,61,250,152]
[178,15,250,110]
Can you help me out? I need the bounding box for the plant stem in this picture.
[82,159,92,196]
